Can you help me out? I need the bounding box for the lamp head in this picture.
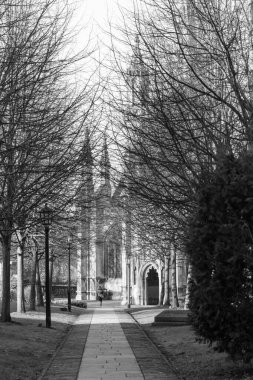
[39,203,53,227]
[67,234,72,244]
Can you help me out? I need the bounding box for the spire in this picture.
[99,135,110,185]
[83,127,93,168]
[131,35,142,68]
[128,35,143,78]
[79,127,94,204]
[127,34,149,105]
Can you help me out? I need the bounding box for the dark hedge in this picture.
[186,153,253,362]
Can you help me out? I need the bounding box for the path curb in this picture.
[39,311,93,380]
[37,323,74,380]
[126,310,183,380]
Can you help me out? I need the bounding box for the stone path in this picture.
[40,304,180,380]
[78,308,144,379]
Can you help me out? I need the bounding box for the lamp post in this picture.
[39,203,53,328]
[127,256,131,308]
[67,235,72,312]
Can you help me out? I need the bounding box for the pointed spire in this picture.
[133,35,142,66]
[83,127,93,167]
[127,34,149,105]
[79,127,94,204]
[81,127,93,188]
[128,34,143,76]
[100,135,110,184]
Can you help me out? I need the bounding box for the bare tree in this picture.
[106,0,253,252]
[0,0,98,322]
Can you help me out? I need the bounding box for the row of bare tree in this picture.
[104,0,253,305]
[3,0,253,315]
[0,0,100,322]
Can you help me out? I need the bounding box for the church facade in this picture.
[75,37,188,306]
[75,137,188,306]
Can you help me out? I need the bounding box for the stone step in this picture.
[152,309,190,327]
[152,321,189,327]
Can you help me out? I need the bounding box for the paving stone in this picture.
[39,304,180,380]
[120,317,180,380]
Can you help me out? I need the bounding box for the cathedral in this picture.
[75,37,188,306]
[74,135,188,306]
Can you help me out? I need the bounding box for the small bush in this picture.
[71,300,87,308]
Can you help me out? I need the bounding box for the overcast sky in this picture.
[69,1,138,161]
[74,0,135,51]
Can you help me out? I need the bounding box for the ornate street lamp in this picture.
[67,234,72,312]
[39,203,53,328]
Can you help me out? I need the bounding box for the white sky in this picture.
[66,0,138,94]
[73,0,135,51]
[68,0,138,166]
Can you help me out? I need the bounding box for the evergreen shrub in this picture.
[186,153,253,362]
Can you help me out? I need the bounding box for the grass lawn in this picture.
[129,307,253,380]
[0,304,85,380]
[1,303,253,380]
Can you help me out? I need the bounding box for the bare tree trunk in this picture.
[0,261,2,304]
[36,261,44,307]
[163,255,170,305]
[16,230,27,313]
[171,245,179,308]
[184,263,192,310]
[22,276,26,313]
[248,1,253,150]
[29,246,37,311]
[1,234,12,322]
[158,282,164,305]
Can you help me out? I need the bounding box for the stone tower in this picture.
[95,136,123,298]
[96,136,112,282]
[76,129,96,300]
[76,134,123,301]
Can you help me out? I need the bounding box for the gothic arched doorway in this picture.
[146,267,159,305]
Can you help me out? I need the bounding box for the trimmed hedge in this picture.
[71,300,87,308]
